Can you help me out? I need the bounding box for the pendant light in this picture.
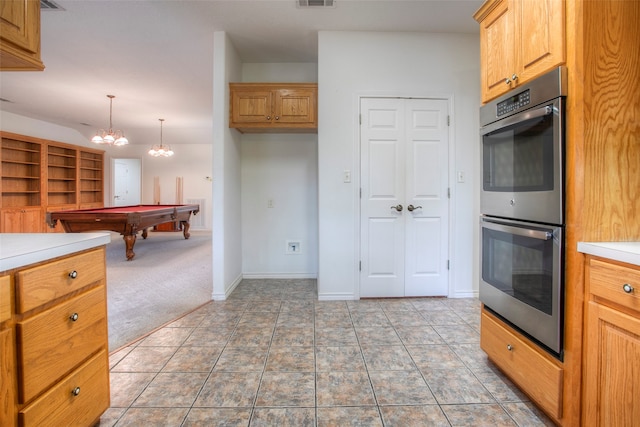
[91,94,129,146]
[148,118,174,157]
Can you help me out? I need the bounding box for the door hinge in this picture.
[447,260,450,270]
[447,187,451,198]
[359,114,362,125]
[447,115,450,126]
[360,188,362,199]
[359,261,362,271]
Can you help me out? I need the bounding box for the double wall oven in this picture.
[479,67,567,358]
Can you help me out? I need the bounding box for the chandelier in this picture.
[148,119,174,157]
[91,94,129,146]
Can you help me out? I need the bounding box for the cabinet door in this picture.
[584,301,640,426]
[273,88,317,125]
[0,0,43,70]
[0,0,39,54]
[478,0,516,103]
[1,328,17,427]
[1,207,42,233]
[516,0,565,83]
[230,89,274,124]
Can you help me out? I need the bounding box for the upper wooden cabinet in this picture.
[474,0,565,103]
[0,0,44,71]
[229,83,318,133]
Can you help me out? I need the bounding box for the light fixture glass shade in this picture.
[148,118,174,157]
[91,95,129,146]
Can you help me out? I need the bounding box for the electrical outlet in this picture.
[267,199,274,208]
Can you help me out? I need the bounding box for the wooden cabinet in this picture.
[584,256,640,426]
[474,0,565,102]
[0,247,110,426]
[229,83,318,133]
[0,0,44,71]
[0,207,43,233]
[481,308,563,420]
[0,132,104,232]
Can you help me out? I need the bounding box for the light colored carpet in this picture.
[105,229,212,351]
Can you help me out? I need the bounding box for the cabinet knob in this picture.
[275,116,280,120]
[69,312,79,322]
[623,283,634,293]
[505,77,512,85]
[507,344,513,351]
[512,73,519,82]
[68,270,78,279]
[266,115,271,120]
[72,386,81,396]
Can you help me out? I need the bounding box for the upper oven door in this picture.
[481,98,564,225]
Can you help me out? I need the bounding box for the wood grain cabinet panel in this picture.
[229,83,317,133]
[481,309,563,420]
[1,246,109,426]
[0,0,44,70]
[19,350,109,427]
[474,0,564,102]
[584,256,640,426]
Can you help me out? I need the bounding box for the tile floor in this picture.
[100,279,555,426]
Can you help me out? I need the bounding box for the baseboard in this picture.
[241,273,318,280]
[212,273,243,301]
[318,292,356,301]
[449,290,479,298]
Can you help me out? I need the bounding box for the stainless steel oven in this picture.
[480,66,567,225]
[479,67,567,358]
[480,216,563,355]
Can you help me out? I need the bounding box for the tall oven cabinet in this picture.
[475,0,640,426]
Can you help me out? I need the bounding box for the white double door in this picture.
[360,97,449,297]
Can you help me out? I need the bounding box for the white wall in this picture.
[109,144,213,229]
[317,31,481,300]
[212,32,243,300]
[238,63,319,279]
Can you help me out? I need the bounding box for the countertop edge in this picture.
[0,233,111,272]
[577,242,640,267]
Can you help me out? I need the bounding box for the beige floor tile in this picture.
[316,371,376,406]
[183,408,252,427]
[265,346,315,372]
[255,372,315,406]
[317,406,383,427]
[441,403,517,426]
[315,345,366,371]
[379,405,450,427]
[194,372,262,407]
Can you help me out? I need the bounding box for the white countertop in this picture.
[0,233,111,272]
[577,241,640,267]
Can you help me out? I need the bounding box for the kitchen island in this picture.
[0,232,111,426]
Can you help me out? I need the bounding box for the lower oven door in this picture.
[479,216,563,355]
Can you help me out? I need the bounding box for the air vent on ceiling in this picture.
[40,0,65,11]
[297,0,336,8]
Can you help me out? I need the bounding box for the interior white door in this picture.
[112,158,141,206]
[360,97,449,298]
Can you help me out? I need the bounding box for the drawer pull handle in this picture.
[623,283,634,293]
[69,313,79,322]
[72,387,81,396]
[68,270,78,279]
[507,344,513,351]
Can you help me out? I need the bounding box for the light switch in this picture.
[343,170,351,183]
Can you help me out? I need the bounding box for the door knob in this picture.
[390,204,403,212]
[407,205,422,212]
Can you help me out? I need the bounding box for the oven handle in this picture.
[482,219,553,241]
[480,105,553,136]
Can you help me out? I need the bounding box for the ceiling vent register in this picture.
[297,0,336,8]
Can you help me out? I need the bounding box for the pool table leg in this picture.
[182,221,191,239]
[123,234,136,260]
[141,228,148,239]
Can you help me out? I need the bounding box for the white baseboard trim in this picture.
[212,273,243,301]
[318,292,357,301]
[241,273,318,280]
[449,290,479,299]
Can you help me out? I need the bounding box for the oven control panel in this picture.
[496,89,531,117]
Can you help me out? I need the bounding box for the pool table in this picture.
[46,204,200,261]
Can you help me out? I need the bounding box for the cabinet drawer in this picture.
[16,248,105,313]
[481,310,563,419]
[0,275,11,322]
[589,258,640,314]
[17,286,107,403]
[19,349,110,427]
